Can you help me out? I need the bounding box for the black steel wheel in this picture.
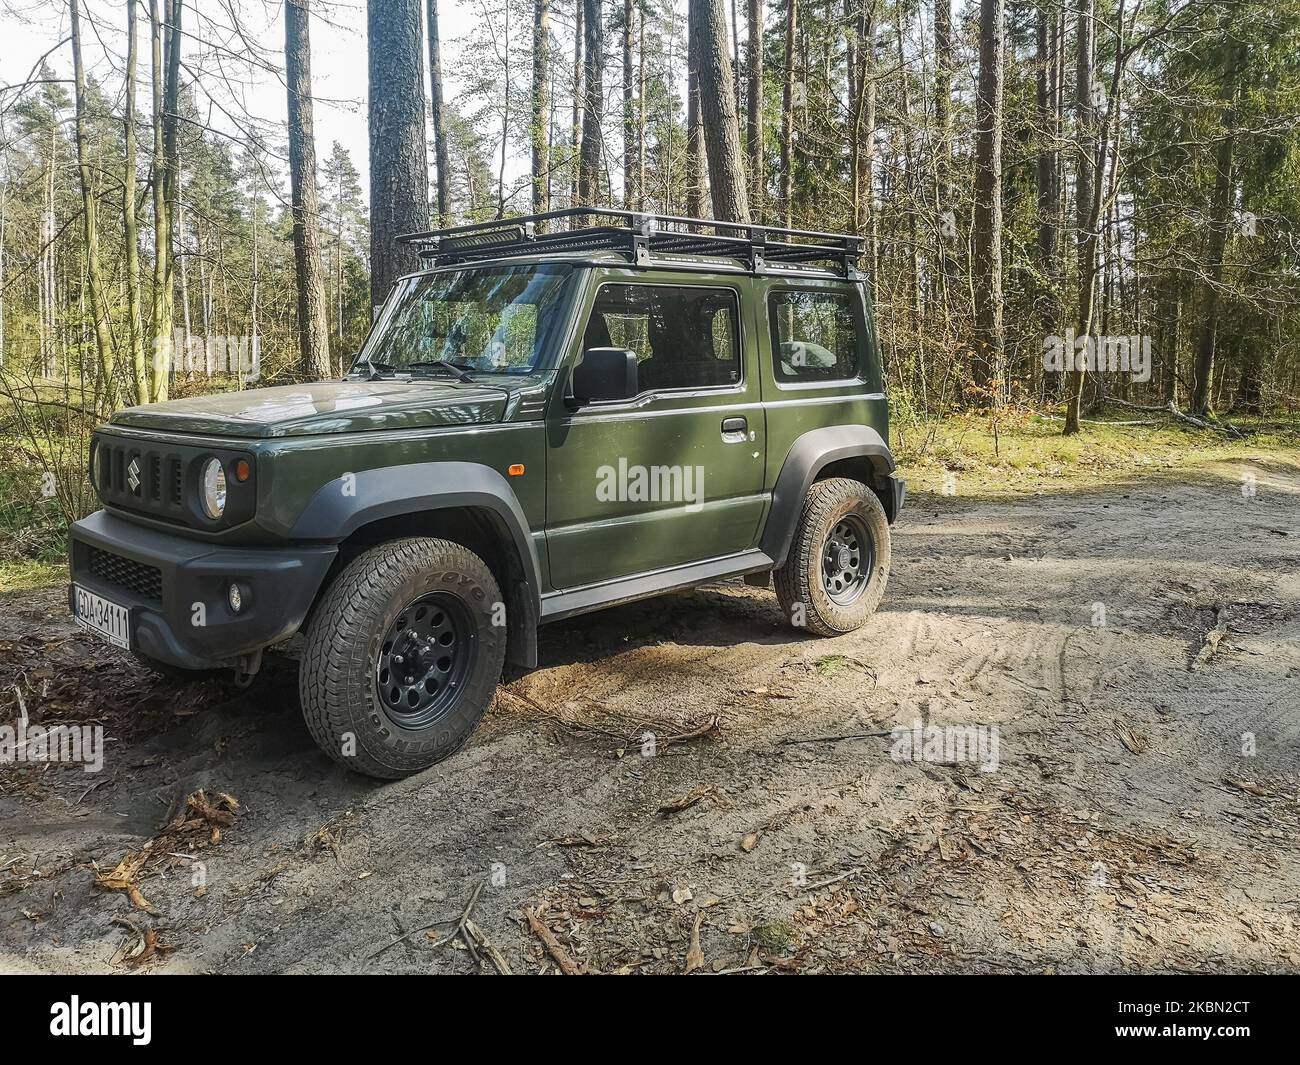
[375,593,476,729]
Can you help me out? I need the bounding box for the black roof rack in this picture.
[397,207,865,279]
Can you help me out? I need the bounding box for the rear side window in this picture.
[582,284,741,392]
[769,289,862,383]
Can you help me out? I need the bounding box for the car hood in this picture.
[109,379,510,438]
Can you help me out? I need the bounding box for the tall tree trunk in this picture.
[45,128,55,378]
[1034,1,1061,402]
[148,0,181,402]
[532,0,552,221]
[746,0,764,220]
[37,122,54,378]
[896,2,920,328]
[1034,4,1058,274]
[178,200,192,366]
[731,0,742,113]
[637,11,647,208]
[932,0,953,315]
[428,0,452,224]
[335,184,344,343]
[123,0,146,403]
[971,0,1005,405]
[577,0,604,208]
[250,201,260,372]
[778,0,798,227]
[933,0,951,214]
[1238,331,1262,413]
[847,3,876,269]
[0,132,6,370]
[495,9,512,217]
[686,9,707,217]
[690,0,750,222]
[70,0,119,409]
[1064,0,1097,432]
[286,0,332,379]
[1159,275,1179,405]
[622,0,636,209]
[570,0,583,206]
[195,218,209,375]
[369,0,429,309]
[1191,38,1239,417]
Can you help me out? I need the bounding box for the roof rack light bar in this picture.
[398,207,864,278]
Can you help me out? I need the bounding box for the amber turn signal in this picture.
[507,464,525,477]
[234,459,252,483]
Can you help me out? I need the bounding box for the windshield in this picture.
[353,264,573,376]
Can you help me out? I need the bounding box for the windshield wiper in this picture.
[407,359,476,383]
[349,358,400,380]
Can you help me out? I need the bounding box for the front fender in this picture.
[290,462,543,666]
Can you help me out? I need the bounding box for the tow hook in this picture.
[233,648,263,689]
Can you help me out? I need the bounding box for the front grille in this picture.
[97,438,186,513]
[92,432,255,531]
[88,546,163,602]
[94,435,195,526]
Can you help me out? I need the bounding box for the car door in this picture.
[544,271,767,590]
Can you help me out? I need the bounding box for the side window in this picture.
[769,289,862,383]
[581,284,741,393]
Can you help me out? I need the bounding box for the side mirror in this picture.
[573,347,638,402]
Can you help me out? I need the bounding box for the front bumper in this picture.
[69,510,336,670]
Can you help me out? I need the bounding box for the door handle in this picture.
[721,416,747,437]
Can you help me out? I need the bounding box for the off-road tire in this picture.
[299,537,507,779]
[774,477,891,637]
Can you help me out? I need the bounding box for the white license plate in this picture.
[73,585,131,649]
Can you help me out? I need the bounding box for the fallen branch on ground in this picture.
[1103,398,1247,437]
[367,878,486,960]
[779,730,893,746]
[1190,602,1230,672]
[524,905,586,974]
[463,917,513,974]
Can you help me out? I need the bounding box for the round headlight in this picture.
[201,458,227,519]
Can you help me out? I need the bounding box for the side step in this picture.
[540,549,776,623]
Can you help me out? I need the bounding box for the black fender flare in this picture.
[291,462,542,668]
[761,425,899,568]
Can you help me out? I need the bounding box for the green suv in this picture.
[68,209,905,778]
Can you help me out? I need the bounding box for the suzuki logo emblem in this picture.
[126,457,142,493]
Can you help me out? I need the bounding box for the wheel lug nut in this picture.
[394,655,404,664]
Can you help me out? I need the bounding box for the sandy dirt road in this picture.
[2,457,1298,974]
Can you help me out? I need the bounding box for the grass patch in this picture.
[752,920,798,955]
[815,654,851,676]
[0,559,65,593]
[894,409,1300,500]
